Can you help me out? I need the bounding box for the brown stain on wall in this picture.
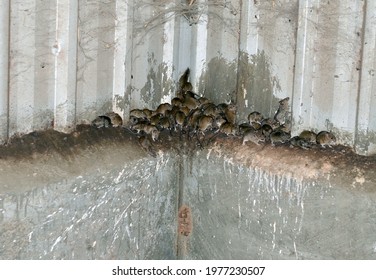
[178,205,192,237]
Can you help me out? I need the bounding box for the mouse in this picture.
[129,109,147,124]
[299,130,317,143]
[92,115,111,128]
[270,130,291,145]
[316,131,336,147]
[289,136,312,149]
[105,112,123,127]
[224,104,237,124]
[248,111,263,124]
[219,122,237,136]
[155,103,173,116]
[138,135,157,157]
[274,97,290,124]
[178,68,193,97]
[242,129,265,145]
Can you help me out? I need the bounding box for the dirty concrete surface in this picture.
[1,126,376,259]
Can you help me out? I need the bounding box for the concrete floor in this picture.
[1,126,376,259]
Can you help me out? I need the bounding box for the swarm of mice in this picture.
[92,68,337,157]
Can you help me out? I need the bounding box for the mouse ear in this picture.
[279,97,290,104]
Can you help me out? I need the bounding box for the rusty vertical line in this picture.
[290,0,304,134]
[291,0,310,135]
[290,0,300,131]
[354,0,367,151]
[53,0,59,130]
[6,0,11,141]
[234,0,247,126]
[73,0,79,127]
[128,0,136,114]
[234,0,243,124]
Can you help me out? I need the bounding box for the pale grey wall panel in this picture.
[356,0,376,155]
[237,0,297,121]
[33,0,58,130]
[119,0,134,121]
[329,1,363,144]
[198,1,240,105]
[292,0,363,146]
[0,1,9,143]
[292,0,316,134]
[131,1,168,111]
[160,2,177,102]
[189,10,208,94]
[54,0,78,132]
[76,0,115,123]
[9,0,38,136]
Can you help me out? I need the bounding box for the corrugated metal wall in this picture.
[0,0,375,155]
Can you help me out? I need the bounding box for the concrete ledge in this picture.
[1,128,376,259]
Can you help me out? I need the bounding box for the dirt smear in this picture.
[1,127,376,194]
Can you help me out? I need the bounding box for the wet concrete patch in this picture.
[237,51,282,121]
[198,56,238,105]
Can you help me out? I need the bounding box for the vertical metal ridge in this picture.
[234,0,243,111]
[128,0,136,112]
[6,0,11,142]
[73,0,79,127]
[354,0,368,153]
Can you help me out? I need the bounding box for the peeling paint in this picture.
[139,56,175,110]
[355,130,376,156]
[113,94,126,112]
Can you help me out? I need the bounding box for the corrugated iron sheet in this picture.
[0,0,375,155]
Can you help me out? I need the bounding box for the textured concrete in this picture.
[182,149,376,259]
[0,130,179,259]
[1,129,376,259]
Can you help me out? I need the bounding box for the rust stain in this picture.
[178,205,192,237]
